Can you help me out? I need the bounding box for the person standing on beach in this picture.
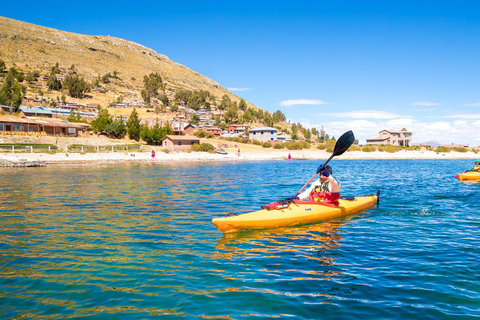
[288,153,291,160]
[297,165,341,206]
[151,150,156,158]
[237,149,241,157]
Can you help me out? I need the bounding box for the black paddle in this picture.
[294,130,355,198]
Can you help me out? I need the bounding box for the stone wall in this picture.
[0,135,131,149]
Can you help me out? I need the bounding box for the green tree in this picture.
[190,114,200,125]
[218,94,231,111]
[51,62,61,75]
[47,74,62,91]
[8,67,24,82]
[105,120,127,139]
[141,89,150,105]
[25,72,36,83]
[273,110,286,122]
[127,108,141,141]
[69,64,77,75]
[0,59,6,73]
[291,123,298,140]
[319,126,326,142]
[139,120,172,145]
[101,73,111,83]
[142,72,165,104]
[239,99,247,111]
[169,103,179,113]
[90,107,112,134]
[174,89,192,106]
[159,94,170,107]
[63,75,90,98]
[0,72,26,111]
[225,106,239,124]
[67,109,82,123]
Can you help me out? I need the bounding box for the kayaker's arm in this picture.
[298,182,318,200]
[328,176,341,193]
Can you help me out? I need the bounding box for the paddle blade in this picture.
[332,130,355,156]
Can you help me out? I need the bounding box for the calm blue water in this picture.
[0,159,479,319]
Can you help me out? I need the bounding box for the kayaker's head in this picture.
[476,159,480,165]
[319,165,332,182]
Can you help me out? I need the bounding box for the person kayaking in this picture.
[470,159,480,171]
[297,165,341,206]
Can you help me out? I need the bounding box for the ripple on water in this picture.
[0,160,479,319]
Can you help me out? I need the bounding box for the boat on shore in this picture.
[212,192,379,233]
[215,149,228,155]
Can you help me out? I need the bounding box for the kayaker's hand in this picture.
[317,165,329,177]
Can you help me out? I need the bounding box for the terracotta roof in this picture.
[162,135,200,141]
[366,136,390,141]
[0,115,38,123]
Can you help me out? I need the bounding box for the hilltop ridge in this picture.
[0,16,250,109]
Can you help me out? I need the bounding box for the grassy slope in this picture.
[0,17,258,117]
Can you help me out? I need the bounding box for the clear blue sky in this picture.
[3,0,480,145]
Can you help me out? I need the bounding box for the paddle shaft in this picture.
[294,152,336,198]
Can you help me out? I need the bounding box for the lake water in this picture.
[0,159,479,319]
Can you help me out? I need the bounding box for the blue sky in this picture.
[3,0,480,145]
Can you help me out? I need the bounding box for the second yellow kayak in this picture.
[456,171,480,181]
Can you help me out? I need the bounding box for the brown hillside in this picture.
[0,16,255,112]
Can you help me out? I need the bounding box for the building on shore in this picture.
[0,115,89,136]
[249,127,278,143]
[161,135,200,151]
[366,128,412,147]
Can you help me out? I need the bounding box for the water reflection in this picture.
[214,217,355,268]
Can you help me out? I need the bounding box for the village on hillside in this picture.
[0,59,478,153]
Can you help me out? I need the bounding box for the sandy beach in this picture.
[1,147,478,166]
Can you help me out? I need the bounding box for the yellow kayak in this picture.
[212,193,379,234]
[456,171,480,181]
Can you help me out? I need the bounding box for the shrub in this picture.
[348,145,361,151]
[194,130,214,138]
[284,141,303,150]
[252,140,262,146]
[362,146,376,152]
[300,141,311,149]
[325,147,334,153]
[435,147,451,153]
[385,145,396,153]
[453,147,468,153]
[262,142,272,148]
[317,143,326,150]
[273,143,284,149]
[191,143,214,152]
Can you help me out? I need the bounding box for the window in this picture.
[12,123,24,132]
[29,126,35,132]
[67,128,76,134]
[271,131,274,134]
[177,142,182,146]
[0,123,3,131]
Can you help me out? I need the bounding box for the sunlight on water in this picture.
[0,159,479,319]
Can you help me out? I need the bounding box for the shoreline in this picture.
[1,149,478,166]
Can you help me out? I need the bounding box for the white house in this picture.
[249,126,278,142]
[366,128,412,146]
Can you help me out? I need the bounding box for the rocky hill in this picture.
[0,16,253,110]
